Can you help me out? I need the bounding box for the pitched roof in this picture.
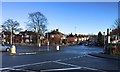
[48,29,64,35]
[19,30,43,35]
[3,31,15,35]
[110,29,120,36]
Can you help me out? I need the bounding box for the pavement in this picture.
[89,53,120,60]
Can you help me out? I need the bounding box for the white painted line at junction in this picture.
[9,68,35,72]
[0,67,12,71]
[13,61,52,68]
[41,67,82,72]
[53,61,106,72]
[55,59,62,61]
[86,55,100,59]
[60,55,86,61]
[0,61,52,71]
[55,54,98,62]
[0,54,103,71]
[83,67,107,72]
[53,61,80,68]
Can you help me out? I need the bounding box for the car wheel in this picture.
[6,48,10,52]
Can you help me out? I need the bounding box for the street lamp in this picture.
[47,32,49,51]
[22,35,23,43]
[107,28,111,44]
[10,27,13,45]
[2,31,5,45]
[106,28,112,54]
[103,32,106,53]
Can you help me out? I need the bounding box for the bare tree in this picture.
[27,12,48,35]
[113,19,120,30]
[2,19,22,44]
[97,32,104,46]
[2,19,22,33]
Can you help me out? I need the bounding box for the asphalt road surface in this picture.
[1,45,120,72]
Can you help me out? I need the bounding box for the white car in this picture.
[0,45,11,52]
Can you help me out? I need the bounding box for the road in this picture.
[1,45,120,72]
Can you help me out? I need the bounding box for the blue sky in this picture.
[2,2,118,35]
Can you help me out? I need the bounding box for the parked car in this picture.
[79,42,83,45]
[0,44,11,52]
[84,43,88,46]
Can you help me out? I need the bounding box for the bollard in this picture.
[56,45,60,51]
[11,45,16,54]
[108,36,111,43]
[39,43,41,47]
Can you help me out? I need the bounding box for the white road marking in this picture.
[86,55,100,58]
[55,60,62,61]
[0,61,52,71]
[0,68,12,71]
[0,54,103,71]
[82,67,107,72]
[42,61,106,72]
[53,61,80,68]
[15,61,52,68]
[9,68,35,72]
[41,67,82,72]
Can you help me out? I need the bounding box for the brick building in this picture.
[46,29,66,46]
[3,30,44,45]
[110,29,120,43]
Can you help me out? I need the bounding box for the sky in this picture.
[2,2,118,35]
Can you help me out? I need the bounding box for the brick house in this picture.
[109,29,120,54]
[110,29,120,43]
[46,29,66,46]
[19,30,44,45]
[66,34,89,45]
[3,30,44,45]
[66,33,78,44]
[3,31,15,44]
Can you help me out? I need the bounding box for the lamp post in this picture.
[22,35,23,43]
[103,32,106,53]
[107,28,112,54]
[2,31,5,45]
[47,32,49,51]
[39,36,41,47]
[107,28,111,44]
[118,33,119,42]
[10,27,13,45]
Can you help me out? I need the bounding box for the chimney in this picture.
[56,29,59,32]
[107,28,109,36]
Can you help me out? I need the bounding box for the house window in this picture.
[26,35,29,38]
[51,35,54,38]
[74,38,77,41]
[25,39,29,42]
[30,40,32,42]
